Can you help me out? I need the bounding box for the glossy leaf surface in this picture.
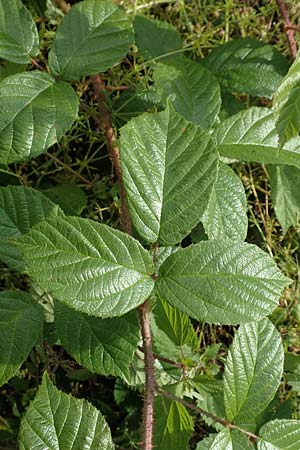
[269,164,300,233]
[0,0,39,63]
[0,291,43,386]
[258,419,300,450]
[120,105,218,245]
[203,38,288,98]
[55,301,140,382]
[154,396,194,450]
[18,216,154,318]
[201,162,248,241]
[153,56,221,127]
[216,107,300,169]
[0,71,78,164]
[156,240,289,324]
[0,185,61,270]
[49,0,133,81]
[224,319,284,425]
[19,373,114,450]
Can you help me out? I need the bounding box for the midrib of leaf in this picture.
[0,78,53,134]
[158,118,202,235]
[57,8,123,74]
[159,277,227,316]
[230,329,260,421]
[26,219,151,275]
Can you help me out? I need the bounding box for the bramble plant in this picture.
[1,0,300,449]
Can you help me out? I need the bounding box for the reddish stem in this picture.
[91,75,132,235]
[156,387,260,442]
[139,300,156,449]
[275,0,297,58]
[91,74,155,450]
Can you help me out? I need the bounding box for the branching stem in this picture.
[275,0,297,58]
[91,74,155,449]
[156,386,260,443]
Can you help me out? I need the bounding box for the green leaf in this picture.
[48,0,133,81]
[274,53,300,146]
[224,319,284,426]
[18,216,154,318]
[120,104,219,245]
[43,184,87,216]
[0,61,26,80]
[219,93,245,121]
[19,373,114,450]
[215,107,300,169]
[276,86,300,147]
[113,85,163,125]
[55,301,140,382]
[0,71,78,164]
[154,298,197,348]
[156,240,289,324]
[23,0,47,17]
[269,164,300,233]
[203,38,288,98]
[0,291,43,387]
[258,419,300,450]
[153,56,221,128]
[134,15,181,61]
[0,0,39,64]
[196,429,254,450]
[201,162,248,241]
[153,396,193,450]
[0,185,62,270]
[193,376,225,431]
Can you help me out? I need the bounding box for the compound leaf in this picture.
[18,216,154,318]
[55,301,140,382]
[120,104,218,245]
[0,0,39,63]
[19,372,114,450]
[203,38,288,98]
[224,319,284,426]
[216,107,300,169]
[154,396,194,450]
[153,56,221,128]
[134,15,181,61]
[0,71,78,164]
[196,429,254,450]
[0,291,43,387]
[274,53,300,146]
[258,419,300,450]
[201,162,248,241]
[48,0,133,81]
[269,164,300,233]
[156,240,289,324]
[0,185,62,271]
